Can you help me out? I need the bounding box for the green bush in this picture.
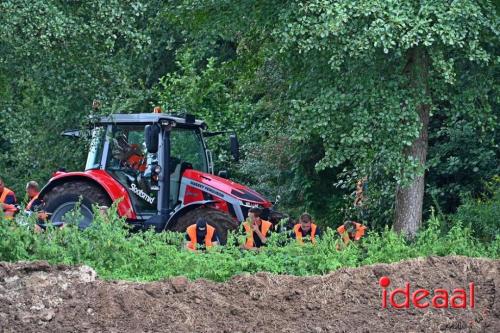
[0,205,498,282]
[451,177,500,241]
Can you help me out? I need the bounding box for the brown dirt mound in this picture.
[0,256,498,333]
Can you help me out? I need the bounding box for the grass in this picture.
[0,205,498,282]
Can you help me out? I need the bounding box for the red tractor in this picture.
[39,112,278,243]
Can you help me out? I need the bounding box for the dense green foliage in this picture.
[450,177,500,242]
[159,0,499,229]
[1,198,498,281]
[0,0,172,191]
[1,1,498,232]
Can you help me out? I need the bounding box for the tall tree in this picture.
[277,0,498,237]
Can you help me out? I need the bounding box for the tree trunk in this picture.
[394,47,430,238]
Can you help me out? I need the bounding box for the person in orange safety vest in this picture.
[25,181,42,212]
[185,218,220,251]
[112,134,147,172]
[337,220,367,249]
[24,181,52,232]
[292,213,322,245]
[0,177,18,219]
[241,207,272,250]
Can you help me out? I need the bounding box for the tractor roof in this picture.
[96,113,206,128]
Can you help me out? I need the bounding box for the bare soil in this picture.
[0,256,498,333]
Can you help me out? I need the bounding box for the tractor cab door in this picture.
[105,125,158,216]
[169,128,209,203]
[105,125,209,218]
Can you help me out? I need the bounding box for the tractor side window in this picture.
[106,126,157,214]
[108,128,146,171]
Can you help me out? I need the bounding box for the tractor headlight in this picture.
[241,201,261,208]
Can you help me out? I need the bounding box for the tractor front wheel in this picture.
[43,181,111,229]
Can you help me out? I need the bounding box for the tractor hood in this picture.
[182,169,272,208]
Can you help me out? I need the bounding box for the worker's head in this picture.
[299,213,313,232]
[0,178,4,193]
[343,220,356,239]
[26,181,39,198]
[196,217,208,236]
[112,133,132,160]
[248,207,262,224]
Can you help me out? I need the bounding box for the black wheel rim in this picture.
[51,202,93,229]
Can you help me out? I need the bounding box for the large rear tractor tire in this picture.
[43,181,111,229]
[170,207,239,245]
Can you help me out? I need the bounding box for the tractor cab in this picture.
[85,115,210,217]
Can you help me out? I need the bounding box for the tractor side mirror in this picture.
[61,129,81,138]
[145,124,160,153]
[218,170,228,179]
[229,133,239,162]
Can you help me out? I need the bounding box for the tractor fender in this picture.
[39,170,136,219]
[165,200,217,230]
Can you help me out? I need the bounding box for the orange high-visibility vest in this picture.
[293,223,317,244]
[0,187,17,216]
[0,187,15,203]
[243,220,272,248]
[337,222,366,244]
[186,224,216,250]
[26,192,40,211]
[127,153,147,172]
